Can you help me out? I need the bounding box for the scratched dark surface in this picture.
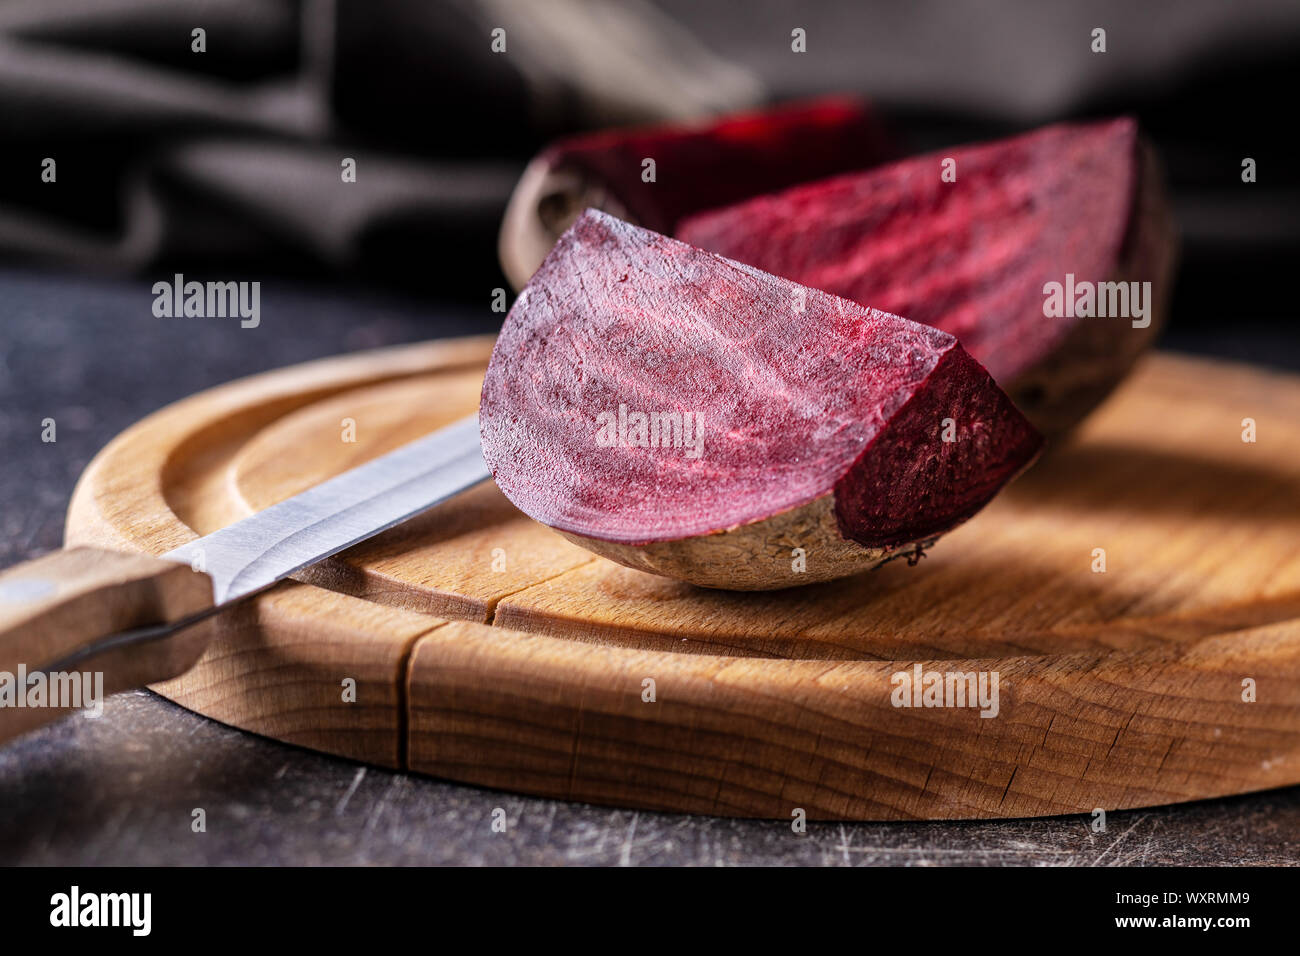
[0,268,1298,866]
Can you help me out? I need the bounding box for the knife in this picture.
[0,414,489,744]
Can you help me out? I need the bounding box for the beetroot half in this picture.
[498,96,891,290]
[677,117,1178,435]
[480,210,1043,590]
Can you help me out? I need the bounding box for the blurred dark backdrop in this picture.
[1,0,1298,363]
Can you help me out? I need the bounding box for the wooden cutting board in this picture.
[64,337,1300,820]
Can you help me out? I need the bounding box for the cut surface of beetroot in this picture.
[677,118,1177,434]
[498,96,892,290]
[481,210,1043,589]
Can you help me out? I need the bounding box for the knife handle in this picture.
[0,547,215,744]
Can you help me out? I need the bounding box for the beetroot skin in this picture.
[541,96,891,235]
[677,118,1178,435]
[499,97,893,291]
[480,210,1043,589]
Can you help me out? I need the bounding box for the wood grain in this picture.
[406,620,1300,818]
[63,338,1300,819]
[151,582,445,768]
[0,547,214,742]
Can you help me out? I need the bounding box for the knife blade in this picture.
[164,413,489,604]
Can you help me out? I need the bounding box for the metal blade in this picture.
[163,414,489,604]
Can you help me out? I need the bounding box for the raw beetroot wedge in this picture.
[480,210,1042,590]
[678,118,1178,435]
[498,96,891,290]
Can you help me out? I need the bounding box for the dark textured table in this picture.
[1,267,1297,866]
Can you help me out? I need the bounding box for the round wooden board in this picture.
[65,338,1300,820]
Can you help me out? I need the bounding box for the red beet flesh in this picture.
[540,96,891,235]
[480,210,1042,551]
[677,117,1156,392]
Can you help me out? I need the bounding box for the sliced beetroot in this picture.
[481,210,1042,590]
[498,96,891,290]
[677,117,1178,435]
